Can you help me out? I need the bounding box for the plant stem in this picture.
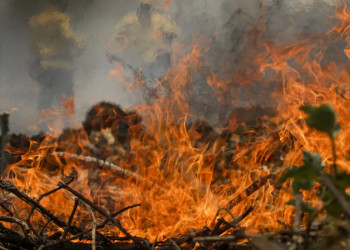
[294,193,302,230]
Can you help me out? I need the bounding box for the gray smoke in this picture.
[0,0,346,134]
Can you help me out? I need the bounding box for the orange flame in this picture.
[3,1,350,242]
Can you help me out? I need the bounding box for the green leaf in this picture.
[288,200,317,214]
[302,151,323,169]
[300,104,341,138]
[280,165,316,193]
[322,191,343,218]
[280,165,315,182]
[292,181,314,193]
[280,151,324,193]
[335,171,350,191]
[280,152,320,182]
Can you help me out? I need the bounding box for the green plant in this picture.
[280,104,350,221]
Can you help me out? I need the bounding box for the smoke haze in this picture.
[0,0,346,134]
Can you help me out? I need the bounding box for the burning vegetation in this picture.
[2,0,350,249]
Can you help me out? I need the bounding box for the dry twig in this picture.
[227,174,275,209]
[58,181,150,249]
[85,204,97,250]
[0,216,30,235]
[54,151,167,193]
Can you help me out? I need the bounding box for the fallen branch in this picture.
[0,222,37,249]
[227,174,275,210]
[57,181,150,249]
[26,176,75,240]
[85,205,96,250]
[169,238,181,250]
[0,216,30,235]
[45,204,142,248]
[213,206,254,236]
[62,198,79,240]
[0,113,9,174]
[53,152,167,193]
[0,180,71,231]
[193,235,242,242]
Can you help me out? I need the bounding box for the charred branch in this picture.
[0,113,9,174]
[53,152,167,193]
[57,181,150,249]
[226,174,275,209]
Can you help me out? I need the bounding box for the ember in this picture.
[2,0,350,249]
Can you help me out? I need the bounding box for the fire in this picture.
[3,1,350,243]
